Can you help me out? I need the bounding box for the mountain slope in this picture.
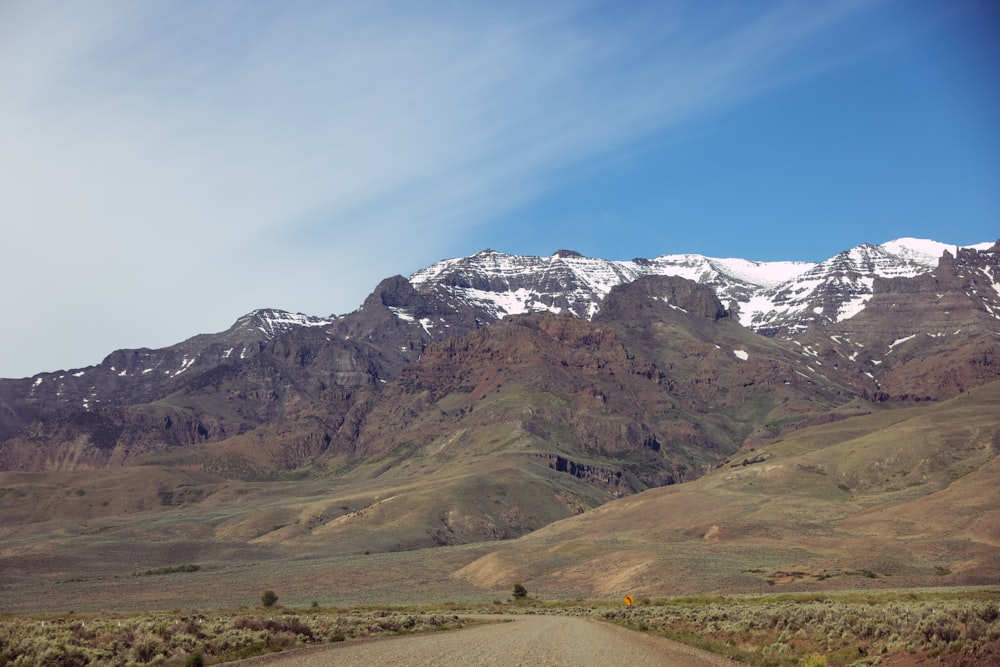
[0,274,865,481]
[790,241,1000,401]
[2,239,997,475]
[2,384,997,612]
[453,379,1000,596]
[0,275,883,561]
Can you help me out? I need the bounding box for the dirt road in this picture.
[231,615,741,666]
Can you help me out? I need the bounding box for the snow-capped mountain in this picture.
[231,308,337,339]
[1,237,996,439]
[408,248,812,323]
[3,308,340,425]
[1,236,998,475]
[741,242,953,336]
[406,239,993,337]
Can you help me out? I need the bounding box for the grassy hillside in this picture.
[1,382,997,613]
[454,380,1000,597]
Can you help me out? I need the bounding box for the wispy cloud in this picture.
[0,0,882,376]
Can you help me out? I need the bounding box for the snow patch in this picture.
[706,257,812,286]
[881,238,994,265]
[880,238,956,266]
[733,349,749,361]
[888,335,916,351]
[173,356,197,376]
[236,309,335,338]
[389,307,415,322]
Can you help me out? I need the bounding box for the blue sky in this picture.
[1,0,997,378]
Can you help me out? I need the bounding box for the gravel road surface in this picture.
[229,615,742,666]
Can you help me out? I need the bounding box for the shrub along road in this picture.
[230,614,740,666]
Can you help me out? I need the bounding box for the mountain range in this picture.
[1,236,998,609]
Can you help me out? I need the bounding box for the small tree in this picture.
[512,583,528,600]
[261,590,278,608]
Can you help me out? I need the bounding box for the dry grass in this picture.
[454,381,1000,597]
[1,384,998,616]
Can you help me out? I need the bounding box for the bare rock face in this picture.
[876,338,1000,401]
[344,309,710,490]
[848,243,1000,341]
[600,275,729,322]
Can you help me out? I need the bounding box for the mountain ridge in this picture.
[3,237,991,384]
[1,237,996,459]
[1,236,1000,611]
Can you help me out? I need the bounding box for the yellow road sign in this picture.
[624,595,634,606]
